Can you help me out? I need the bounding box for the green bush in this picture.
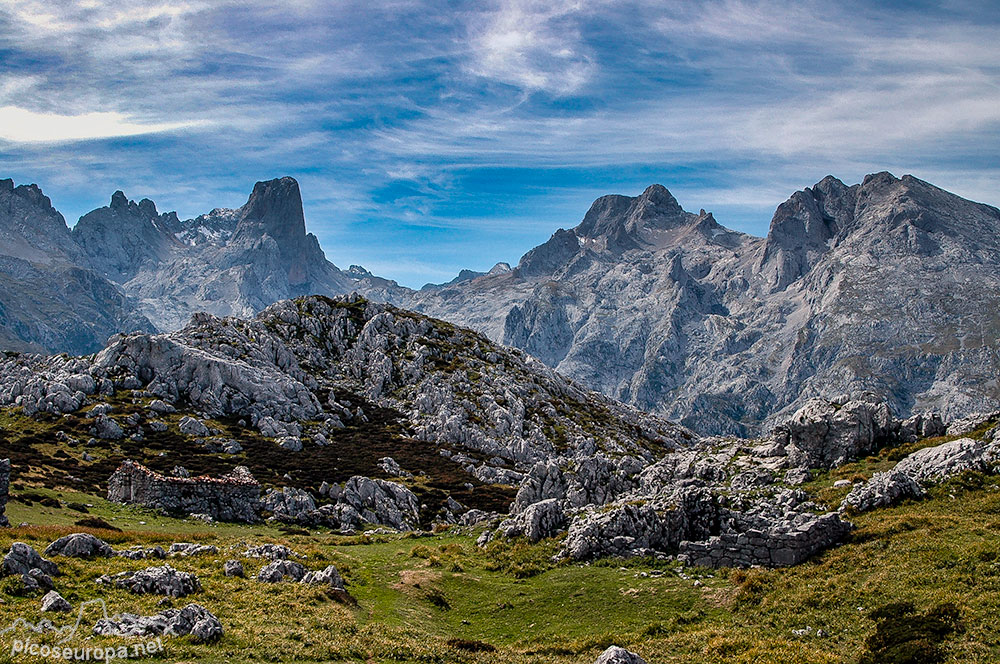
[859,602,964,664]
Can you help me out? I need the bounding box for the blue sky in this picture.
[1,0,998,287]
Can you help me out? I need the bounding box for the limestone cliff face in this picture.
[409,172,1000,435]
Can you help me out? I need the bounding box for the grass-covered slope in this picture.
[1,431,998,663]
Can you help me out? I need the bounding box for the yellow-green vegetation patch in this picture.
[0,467,998,662]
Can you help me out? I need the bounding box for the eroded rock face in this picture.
[45,533,114,559]
[771,394,894,469]
[267,476,422,532]
[338,477,420,531]
[262,487,317,519]
[563,487,719,561]
[93,603,223,643]
[495,499,566,543]
[894,437,992,481]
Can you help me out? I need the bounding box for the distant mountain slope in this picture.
[0,179,155,354]
[409,172,1000,435]
[0,176,409,353]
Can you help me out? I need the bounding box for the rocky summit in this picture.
[0,176,408,354]
[410,172,1000,436]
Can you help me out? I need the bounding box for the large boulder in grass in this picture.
[595,646,647,664]
[1,542,60,577]
[94,603,223,642]
[41,590,72,613]
[257,559,306,583]
[301,565,345,590]
[103,565,200,597]
[45,533,114,559]
[893,437,992,482]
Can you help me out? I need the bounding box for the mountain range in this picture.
[2,171,999,436]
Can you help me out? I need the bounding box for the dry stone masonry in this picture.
[107,460,260,523]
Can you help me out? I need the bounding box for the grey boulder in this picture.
[41,590,72,613]
[45,533,114,559]
[595,646,647,664]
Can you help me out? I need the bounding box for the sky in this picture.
[0,1,998,288]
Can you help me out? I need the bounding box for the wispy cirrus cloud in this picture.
[0,0,998,287]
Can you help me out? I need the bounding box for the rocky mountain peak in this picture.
[0,177,77,265]
[110,190,129,210]
[73,189,181,282]
[576,184,687,241]
[239,177,305,231]
[228,176,318,286]
[636,183,683,215]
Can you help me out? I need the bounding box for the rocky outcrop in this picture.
[494,499,566,543]
[0,458,8,527]
[267,476,422,532]
[107,461,260,523]
[485,400,875,567]
[169,543,219,558]
[0,295,689,498]
[102,565,201,597]
[769,393,894,469]
[262,487,317,519]
[945,411,1000,436]
[894,437,994,481]
[44,533,114,559]
[842,436,1000,512]
[244,544,295,561]
[337,477,420,530]
[841,471,925,513]
[562,487,720,561]
[93,603,223,642]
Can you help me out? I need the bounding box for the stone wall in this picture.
[676,512,851,568]
[0,458,9,527]
[107,460,260,523]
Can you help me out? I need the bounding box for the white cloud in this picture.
[0,106,204,143]
[465,0,596,95]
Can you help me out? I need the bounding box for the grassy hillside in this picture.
[1,444,998,663]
